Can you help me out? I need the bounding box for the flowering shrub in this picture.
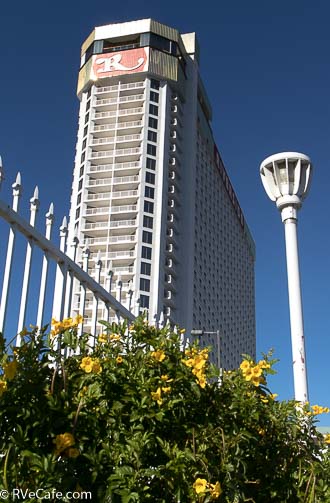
[0,318,329,502]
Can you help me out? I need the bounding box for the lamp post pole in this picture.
[260,152,313,402]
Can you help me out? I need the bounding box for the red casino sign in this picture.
[92,48,148,79]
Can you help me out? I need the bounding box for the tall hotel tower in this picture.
[68,19,256,367]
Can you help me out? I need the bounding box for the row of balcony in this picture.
[91,134,141,146]
[87,189,138,199]
[94,107,143,119]
[89,249,135,261]
[95,81,145,94]
[87,175,139,187]
[92,120,142,135]
[85,205,137,216]
[89,161,141,175]
[90,147,141,158]
[83,219,136,231]
[95,94,144,107]
[86,190,138,206]
[84,234,136,246]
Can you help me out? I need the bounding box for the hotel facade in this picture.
[67,19,256,368]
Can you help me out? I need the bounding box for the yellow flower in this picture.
[311,405,330,415]
[193,478,208,495]
[98,333,107,344]
[116,356,123,364]
[80,357,102,374]
[182,358,194,368]
[258,428,265,436]
[198,376,207,389]
[54,433,75,456]
[251,376,261,387]
[240,360,251,372]
[74,314,84,325]
[260,396,269,403]
[270,393,278,400]
[162,386,171,394]
[243,367,254,381]
[179,328,186,334]
[324,434,330,444]
[51,315,83,336]
[193,355,207,370]
[110,334,121,341]
[251,365,263,378]
[4,360,18,380]
[0,380,7,397]
[210,481,222,499]
[258,359,270,369]
[160,374,174,383]
[80,356,94,373]
[151,350,166,362]
[151,387,163,405]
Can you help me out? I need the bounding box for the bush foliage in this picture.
[0,317,329,502]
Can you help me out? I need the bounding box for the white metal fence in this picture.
[0,160,135,345]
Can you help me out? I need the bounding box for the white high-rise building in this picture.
[68,19,256,368]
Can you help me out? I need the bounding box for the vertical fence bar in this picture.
[134,297,140,318]
[116,275,123,323]
[79,247,90,336]
[91,252,102,338]
[64,236,79,318]
[0,173,22,334]
[17,187,40,341]
[52,217,68,322]
[36,203,54,330]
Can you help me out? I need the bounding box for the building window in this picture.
[146,158,156,170]
[142,230,152,244]
[145,186,154,199]
[84,125,88,137]
[142,246,152,260]
[140,294,150,308]
[148,130,157,142]
[75,207,80,219]
[149,104,158,116]
[140,278,150,292]
[77,193,82,205]
[84,113,89,124]
[81,152,85,163]
[144,201,154,213]
[78,179,83,191]
[148,117,158,129]
[141,262,151,275]
[146,172,155,184]
[143,215,153,229]
[147,144,157,156]
[150,90,159,103]
[82,139,87,150]
[86,100,90,111]
[150,79,160,90]
[79,165,84,177]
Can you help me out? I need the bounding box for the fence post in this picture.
[36,203,54,330]
[0,173,22,334]
[52,216,68,322]
[17,186,40,341]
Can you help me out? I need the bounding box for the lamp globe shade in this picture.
[260,152,313,211]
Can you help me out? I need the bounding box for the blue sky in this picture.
[0,0,329,424]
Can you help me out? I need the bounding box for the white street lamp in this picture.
[260,152,313,402]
